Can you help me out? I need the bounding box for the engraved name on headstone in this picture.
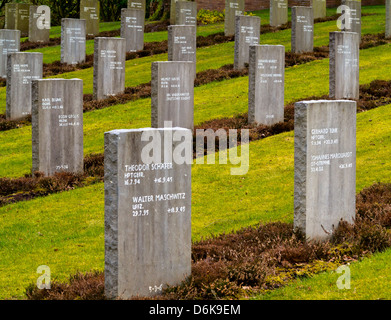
[128,0,146,11]
[0,30,21,78]
[341,0,361,39]
[61,19,87,65]
[80,0,100,36]
[29,5,51,43]
[291,6,314,54]
[121,8,145,53]
[270,0,288,27]
[176,1,197,26]
[225,0,245,36]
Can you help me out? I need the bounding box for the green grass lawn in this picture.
[0,102,389,300]
[254,248,391,300]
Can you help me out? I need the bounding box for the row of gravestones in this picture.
[0,0,375,300]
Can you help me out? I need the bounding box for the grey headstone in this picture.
[120,8,145,53]
[15,3,31,37]
[168,25,197,77]
[0,30,21,78]
[248,45,285,125]
[80,0,100,36]
[128,0,146,11]
[29,5,51,43]
[104,127,192,299]
[176,1,197,26]
[4,3,17,30]
[386,0,391,38]
[61,19,87,65]
[234,15,261,70]
[311,0,326,19]
[93,37,126,100]
[32,79,84,177]
[291,6,314,54]
[329,31,359,100]
[225,0,245,36]
[6,52,43,120]
[151,61,195,130]
[294,100,356,241]
[341,0,361,40]
[270,0,288,27]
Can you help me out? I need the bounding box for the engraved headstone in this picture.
[151,61,195,130]
[234,15,261,70]
[61,19,87,65]
[128,0,146,11]
[329,31,359,100]
[32,79,84,177]
[294,100,356,240]
[387,0,391,39]
[121,8,145,53]
[311,0,326,19]
[0,30,21,78]
[15,3,31,37]
[168,25,196,77]
[225,0,245,36]
[104,127,192,299]
[176,1,197,26]
[80,0,100,36]
[29,5,51,43]
[93,37,126,100]
[248,45,284,125]
[341,0,361,39]
[4,3,17,30]
[6,52,43,120]
[291,6,314,54]
[270,0,288,27]
[170,0,180,25]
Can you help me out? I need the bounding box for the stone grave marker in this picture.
[225,0,245,36]
[93,37,126,100]
[120,8,145,53]
[61,18,87,65]
[387,0,391,39]
[80,0,100,36]
[29,5,51,43]
[176,1,197,26]
[270,0,288,27]
[15,3,31,37]
[291,6,314,54]
[6,52,43,120]
[341,0,361,39]
[294,100,356,240]
[234,15,261,70]
[128,0,146,11]
[329,31,359,100]
[168,25,197,77]
[248,45,284,125]
[151,61,195,130]
[4,3,17,30]
[311,0,326,19]
[104,127,192,299]
[0,30,21,78]
[32,79,84,177]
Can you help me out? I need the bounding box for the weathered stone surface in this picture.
[29,5,51,43]
[170,0,180,25]
[294,100,356,241]
[234,15,260,70]
[104,128,192,299]
[93,37,126,100]
[168,25,196,77]
[311,0,326,19]
[4,3,17,30]
[329,31,359,100]
[0,30,21,78]
[31,79,84,177]
[151,61,195,130]
[15,3,31,37]
[225,0,245,36]
[387,0,391,39]
[80,0,100,36]
[61,18,86,65]
[248,45,284,125]
[341,0,361,39]
[6,52,43,120]
[291,6,314,54]
[120,8,145,53]
[128,0,146,11]
[270,0,288,27]
[175,1,197,26]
